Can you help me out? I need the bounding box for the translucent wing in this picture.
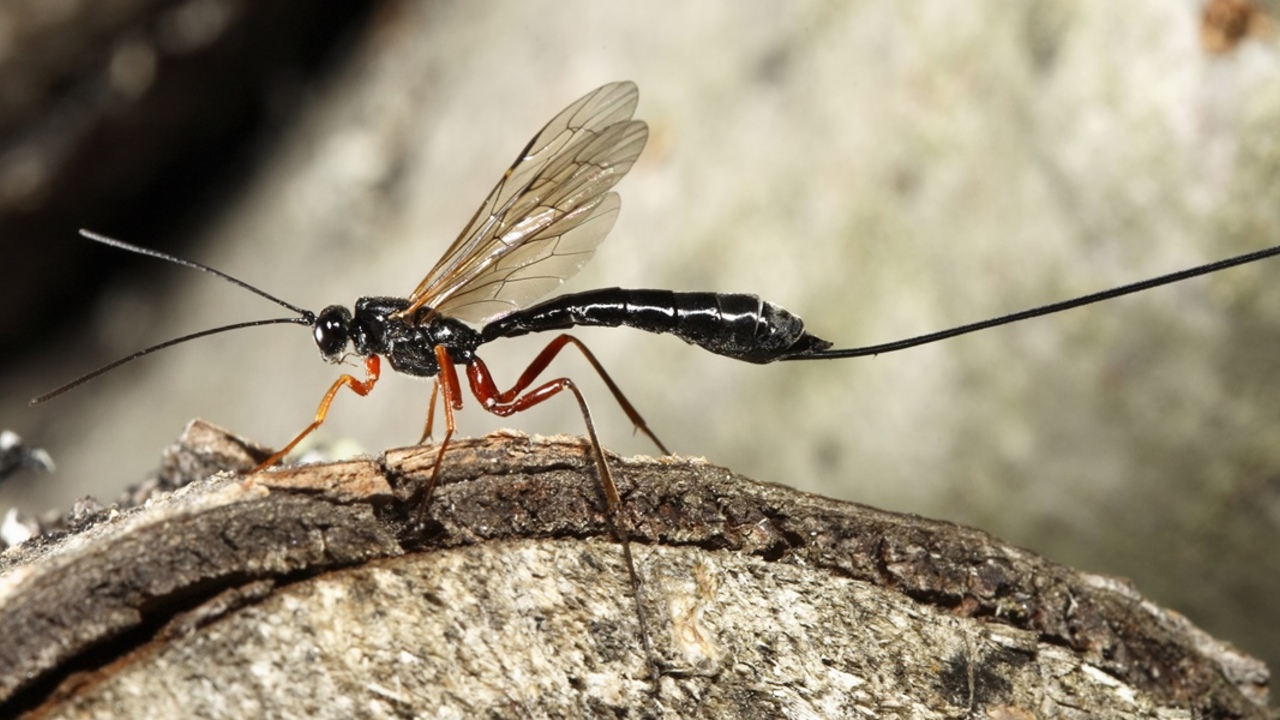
[405,81,648,324]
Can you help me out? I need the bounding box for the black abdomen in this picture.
[481,288,833,363]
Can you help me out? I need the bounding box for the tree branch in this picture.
[0,421,1270,718]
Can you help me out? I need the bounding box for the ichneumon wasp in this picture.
[32,80,1280,677]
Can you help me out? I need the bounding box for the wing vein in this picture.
[403,81,647,324]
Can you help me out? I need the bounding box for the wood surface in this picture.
[0,421,1271,718]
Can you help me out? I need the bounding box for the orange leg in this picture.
[416,334,666,509]
[418,379,440,444]
[417,345,465,509]
[468,356,620,508]
[487,334,669,454]
[465,351,657,674]
[252,355,382,472]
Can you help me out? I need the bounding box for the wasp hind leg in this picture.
[488,333,669,454]
[464,348,662,681]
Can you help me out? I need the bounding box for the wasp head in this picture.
[312,305,354,363]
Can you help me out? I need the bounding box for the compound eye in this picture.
[313,306,351,361]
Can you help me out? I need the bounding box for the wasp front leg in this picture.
[253,355,382,472]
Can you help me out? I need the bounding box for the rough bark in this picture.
[0,421,1271,719]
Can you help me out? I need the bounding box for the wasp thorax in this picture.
[313,305,353,362]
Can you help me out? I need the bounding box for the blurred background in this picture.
[2,0,1279,678]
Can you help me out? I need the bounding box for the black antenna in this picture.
[31,317,309,405]
[787,242,1280,360]
[78,230,312,317]
[30,230,316,405]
